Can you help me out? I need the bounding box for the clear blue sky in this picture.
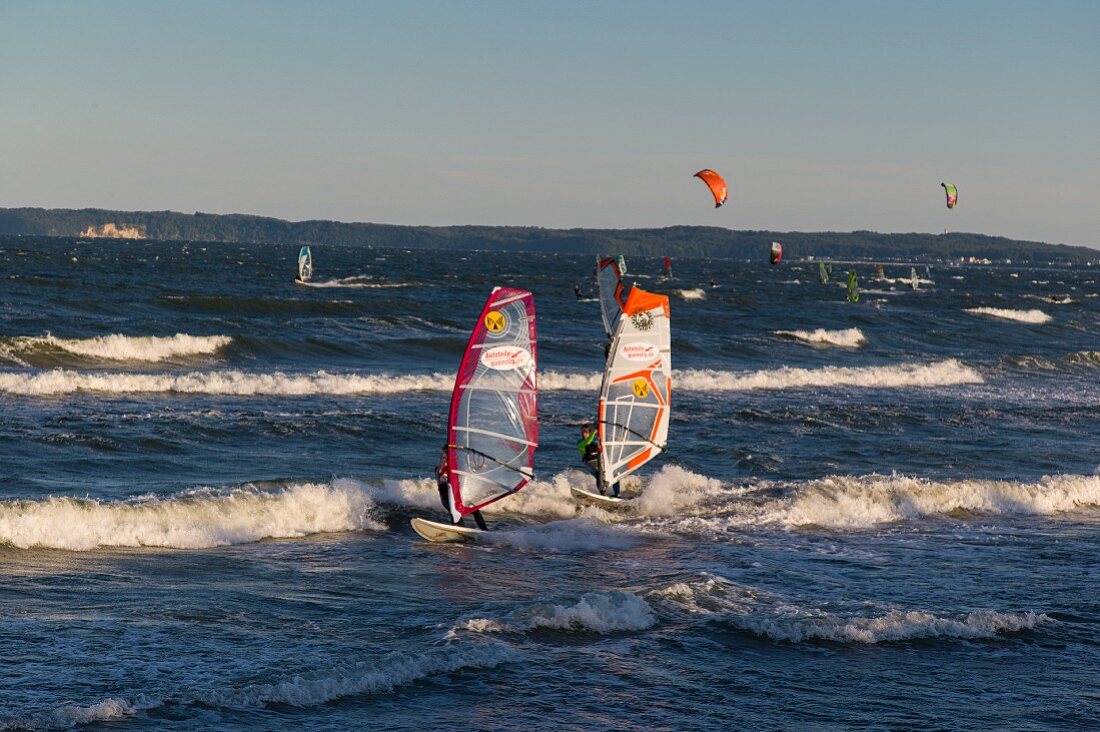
[1,1,1097,247]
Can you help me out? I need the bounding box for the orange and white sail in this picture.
[598,286,671,486]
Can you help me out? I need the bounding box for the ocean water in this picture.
[1,237,1098,730]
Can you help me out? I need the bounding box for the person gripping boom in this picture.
[577,424,619,497]
[436,446,488,530]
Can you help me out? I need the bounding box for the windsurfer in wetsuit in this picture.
[437,446,488,530]
[577,424,619,497]
[574,284,583,300]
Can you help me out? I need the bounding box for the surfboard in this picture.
[410,517,482,543]
[570,485,630,507]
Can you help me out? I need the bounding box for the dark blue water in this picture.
[1,237,1098,730]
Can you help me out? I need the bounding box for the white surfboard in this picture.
[570,485,630,507]
[410,517,483,543]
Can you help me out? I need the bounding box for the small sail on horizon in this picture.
[297,246,313,282]
[662,256,673,279]
[445,287,538,522]
[819,261,830,284]
[598,286,671,488]
[770,242,783,266]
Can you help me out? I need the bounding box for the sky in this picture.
[1,0,1097,248]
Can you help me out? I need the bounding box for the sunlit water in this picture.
[1,238,1098,729]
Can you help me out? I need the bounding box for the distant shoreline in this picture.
[1,207,1096,263]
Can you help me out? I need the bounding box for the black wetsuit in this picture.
[437,457,488,530]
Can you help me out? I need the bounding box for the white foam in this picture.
[966,307,1052,324]
[774,328,867,348]
[198,644,516,708]
[301,277,411,289]
[0,369,455,397]
[773,473,1100,529]
[36,698,138,729]
[732,608,1050,644]
[0,361,981,397]
[675,288,706,300]
[0,482,384,551]
[458,591,657,635]
[674,359,982,392]
[3,333,232,363]
[631,465,730,517]
[647,575,1049,644]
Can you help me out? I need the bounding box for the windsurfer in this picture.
[437,446,488,531]
[574,284,583,300]
[577,424,619,497]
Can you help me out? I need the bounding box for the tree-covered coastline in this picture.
[1,207,1094,263]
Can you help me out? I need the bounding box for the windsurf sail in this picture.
[617,254,628,275]
[910,266,919,290]
[598,286,671,487]
[941,182,958,209]
[770,242,783,266]
[846,270,861,303]
[663,256,673,278]
[297,246,313,282]
[818,261,829,284]
[597,256,630,340]
[693,169,728,208]
[446,287,538,522]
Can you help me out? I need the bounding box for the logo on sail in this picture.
[620,342,658,362]
[480,346,531,371]
[632,378,650,398]
[484,310,508,335]
[630,312,654,331]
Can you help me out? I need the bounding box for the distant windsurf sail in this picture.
[941,182,958,209]
[875,264,885,281]
[910,266,919,290]
[446,287,538,522]
[847,270,861,303]
[693,169,728,208]
[617,254,628,275]
[597,256,630,340]
[297,246,313,282]
[770,242,783,266]
[598,286,671,487]
[663,256,673,278]
[819,261,829,284]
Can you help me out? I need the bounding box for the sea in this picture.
[1,237,1098,730]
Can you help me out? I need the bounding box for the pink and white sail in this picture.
[446,287,538,521]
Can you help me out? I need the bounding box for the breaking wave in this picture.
[0,333,232,366]
[0,360,981,397]
[771,473,1100,529]
[300,277,411,289]
[648,575,1050,644]
[457,591,657,635]
[0,482,383,551]
[966,307,1052,324]
[729,608,1050,644]
[774,328,867,348]
[673,359,981,392]
[675,288,706,300]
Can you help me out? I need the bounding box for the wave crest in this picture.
[966,307,1051,324]
[774,328,866,348]
[458,591,657,635]
[0,482,383,551]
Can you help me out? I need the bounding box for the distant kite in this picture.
[941,182,958,209]
[693,169,728,208]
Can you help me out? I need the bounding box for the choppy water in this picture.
[1,237,1098,730]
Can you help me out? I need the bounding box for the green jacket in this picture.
[577,431,599,461]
